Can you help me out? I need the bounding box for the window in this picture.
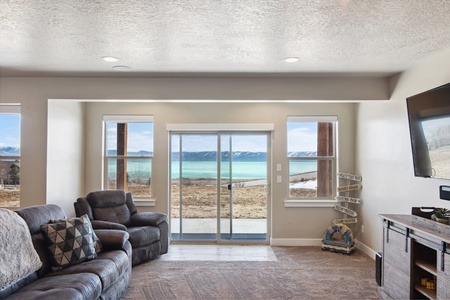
[104,116,153,199]
[287,116,337,199]
[0,105,21,207]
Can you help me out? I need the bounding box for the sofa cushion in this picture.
[86,190,134,227]
[40,215,98,272]
[5,273,102,300]
[127,226,160,248]
[15,204,67,235]
[44,250,130,292]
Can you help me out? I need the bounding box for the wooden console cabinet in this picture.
[380,214,450,300]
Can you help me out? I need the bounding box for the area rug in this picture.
[121,246,380,300]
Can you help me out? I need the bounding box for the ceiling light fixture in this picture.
[112,65,132,71]
[101,56,119,62]
[283,57,300,63]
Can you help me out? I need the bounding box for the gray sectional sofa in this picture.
[0,204,132,300]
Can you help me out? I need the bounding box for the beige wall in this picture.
[356,48,450,253]
[84,101,355,240]
[0,76,372,241]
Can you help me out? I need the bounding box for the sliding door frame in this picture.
[168,125,273,245]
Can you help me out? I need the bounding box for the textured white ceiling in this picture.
[1,0,450,77]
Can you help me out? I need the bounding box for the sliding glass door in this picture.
[170,131,270,242]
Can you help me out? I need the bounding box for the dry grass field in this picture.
[0,177,315,217]
[171,183,268,219]
[0,190,20,207]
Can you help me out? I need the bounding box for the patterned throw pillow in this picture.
[40,214,101,272]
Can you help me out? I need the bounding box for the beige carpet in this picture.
[121,246,381,300]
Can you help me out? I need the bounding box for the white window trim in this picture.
[167,123,274,131]
[103,115,154,200]
[103,115,154,122]
[134,199,156,207]
[287,116,338,203]
[284,199,337,208]
[287,116,337,123]
[0,104,21,113]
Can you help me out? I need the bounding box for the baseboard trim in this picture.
[270,238,378,259]
[355,239,377,260]
[270,238,322,246]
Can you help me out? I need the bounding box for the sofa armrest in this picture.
[91,220,128,231]
[95,229,130,251]
[131,212,167,226]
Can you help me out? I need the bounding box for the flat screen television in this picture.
[407,82,450,179]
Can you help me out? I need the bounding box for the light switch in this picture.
[277,175,282,183]
[276,164,282,171]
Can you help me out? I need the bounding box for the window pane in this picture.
[106,122,118,155]
[106,158,117,190]
[127,122,153,156]
[288,122,318,155]
[106,158,152,197]
[0,159,20,206]
[106,122,153,156]
[0,113,20,207]
[289,160,318,198]
[289,159,334,198]
[288,121,334,156]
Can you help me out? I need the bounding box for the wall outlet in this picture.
[361,224,365,234]
[277,175,282,183]
[276,164,282,171]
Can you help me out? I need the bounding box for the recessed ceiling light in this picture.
[102,56,119,62]
[112,65,132,71]
[283,57,300,63]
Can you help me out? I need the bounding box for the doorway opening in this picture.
[170,131,271,243]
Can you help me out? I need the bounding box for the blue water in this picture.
[108,160,317,180]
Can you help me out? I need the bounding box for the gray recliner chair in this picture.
[74,190,168,266]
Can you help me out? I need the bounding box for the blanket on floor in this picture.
[0,208,42,290]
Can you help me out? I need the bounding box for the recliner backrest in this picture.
[15,204,67,277]
[86,190,133,227]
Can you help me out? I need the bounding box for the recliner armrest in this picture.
[95,229,130,251]
[91,220,128,231]
[131,212,167,226]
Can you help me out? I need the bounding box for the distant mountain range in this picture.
[1,147,316,161]
[108,150,317,161]
[0,147,20,156]
[288,151,317,157]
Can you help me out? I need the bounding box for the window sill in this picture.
[134,199,156,207]
[284,200,336,208]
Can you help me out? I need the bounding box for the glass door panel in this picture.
[170,134,218,241]
[220,134,268,241]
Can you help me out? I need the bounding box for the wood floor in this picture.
[158,245,277,261]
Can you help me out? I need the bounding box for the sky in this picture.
[171,134,268,152]
[107,122,154,153]
[106,121,318,153]
[0,114,20,148]
[287,122,318,152]
[1,117,317,153]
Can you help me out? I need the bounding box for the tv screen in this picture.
[407,82,450,179]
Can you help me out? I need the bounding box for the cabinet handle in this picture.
[383,220,390,243]
[405,228,409,253]
[442,242,447,272]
